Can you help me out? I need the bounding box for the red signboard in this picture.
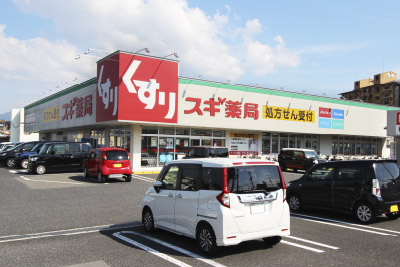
[96,52,178,123]
[319,107,332,118]
[397,112,400,125]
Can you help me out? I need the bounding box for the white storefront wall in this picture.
[22,77,396,170]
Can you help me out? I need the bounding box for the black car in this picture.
[183,146,229,159]
[27,142,92,174]
[287,160,400,224]
[278,148,327,172]
[0,141,44,167]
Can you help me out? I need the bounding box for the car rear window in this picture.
[105,150,128,160]
[374,162,400,182]
[209,148,229,157]
[187,148,206,158]
[227,165,282,193]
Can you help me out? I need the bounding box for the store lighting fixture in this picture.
[136,48,150,54]
[164,53,179,58]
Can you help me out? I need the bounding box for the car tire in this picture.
[97,172,106,183]
[288,194,302,211]
[83,167,88,178]
[6,158,16,168]
[142,208,155,233]
[197,223,219,255]
[263,236,282,246]
[280,164,287,172]
[386,212,400,220]
[354,202,375,224]
[125,174,132,182]
[35,164,46,175]
[20,159,29,169]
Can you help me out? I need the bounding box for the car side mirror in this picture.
[153,181,163,193]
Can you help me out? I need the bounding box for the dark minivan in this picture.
[278,148,327,172]
[184,146,229,159]
[287,160,400,223]
[27,142,92,174]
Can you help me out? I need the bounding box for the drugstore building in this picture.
[22,50,398,170]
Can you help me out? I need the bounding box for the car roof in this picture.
[165,158,278,168]
[281,148,316,152]
[96,147,128,152]
[317,159,397,165]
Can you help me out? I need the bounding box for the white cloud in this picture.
[0,0,302,112]
[0,24,94,113]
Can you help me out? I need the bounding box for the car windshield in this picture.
[304,151,318,158]
[39,144,53,155]
[105,150,128,160]
[30,143,42,152]
[227,165,282,193]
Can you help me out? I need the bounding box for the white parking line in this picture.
[292,213,400,235]
[19,176,85,185]
[0,223,142,243]
[292,214,396,236]
[281,240,324,253]
[120,231,227,267]
[113,232,192,267]
[286,236,339,250]
[132,175,156,183]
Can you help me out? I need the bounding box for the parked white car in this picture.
[141,158,290,254]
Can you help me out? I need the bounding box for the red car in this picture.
[84,147,132,183]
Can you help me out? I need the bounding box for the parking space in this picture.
[1,167,399,266]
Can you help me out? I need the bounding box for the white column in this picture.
[131,124,142,170]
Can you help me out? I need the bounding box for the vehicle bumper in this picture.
[375,200,400,215]
[101,166,132,176]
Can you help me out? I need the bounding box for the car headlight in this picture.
[313,159,318,164]
[0,153,5,157]
[30,156,38,162]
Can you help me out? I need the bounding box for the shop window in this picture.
[160,127,175,135]
[142,126,158,134]
[212,130,225,137]
[176,128,190,135]
[191,129,212,136]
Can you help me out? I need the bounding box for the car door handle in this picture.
[176,193,182,198]
[168,193,174,197]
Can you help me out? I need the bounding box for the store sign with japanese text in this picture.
[184,97,259,120]
[96,52,178,123]
[318,107,344,129]
[229,133,259,155]
[43,106,60,122]
[61,95,93,121]
[263,106,315,122]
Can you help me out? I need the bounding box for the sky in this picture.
[0,0,399,115]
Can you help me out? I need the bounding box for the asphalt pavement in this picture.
[1,167,399,267]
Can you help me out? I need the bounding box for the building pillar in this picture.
[105,128,110,147]
[131,124,142,170]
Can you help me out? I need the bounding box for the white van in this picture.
[141,158,290,254]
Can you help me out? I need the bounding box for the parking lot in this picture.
[1,167,399,267]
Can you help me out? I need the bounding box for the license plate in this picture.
[250,203,265,214]
[114,163,122,168]
[390,205,399,212]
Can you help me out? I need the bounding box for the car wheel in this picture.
[142,208,155,233]
[35,165,46,175]
[20,159,29,169]
[263,236,282,246]
[288,194,302,211]
[280,164,287,172]
[386,212,400,220]
[197,223,219,255]
[83,167,88,178]
[355,202,375,224]
[293,168,298,172]
[6,158,16,168]
[125,174,132,182]
[97,172,106,183]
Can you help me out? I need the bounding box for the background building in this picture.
[340,71,400,106]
